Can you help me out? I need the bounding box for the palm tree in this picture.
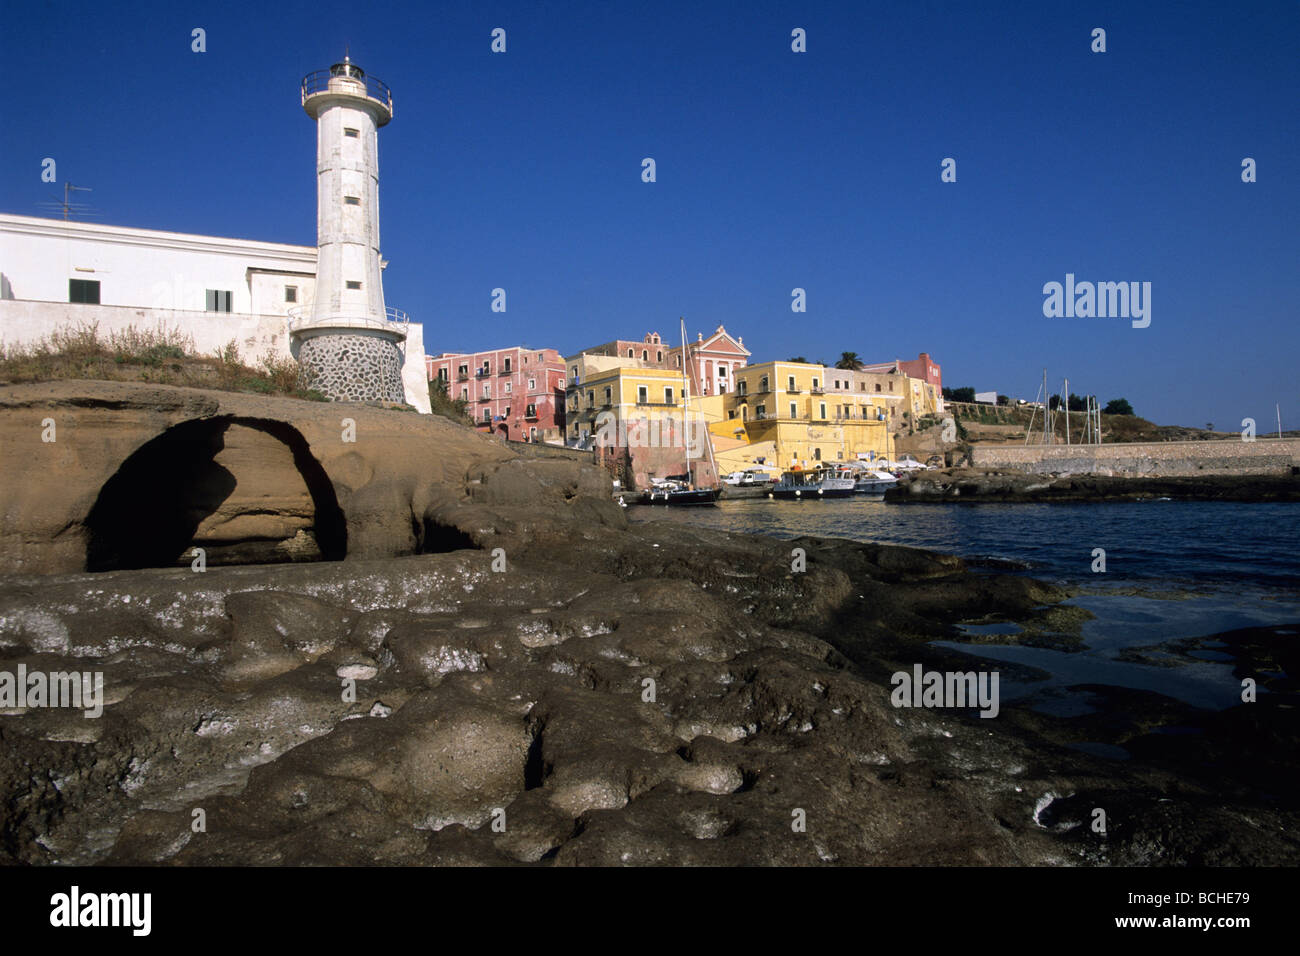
[835,351,864,370]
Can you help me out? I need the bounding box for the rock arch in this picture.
[84,416,347,571]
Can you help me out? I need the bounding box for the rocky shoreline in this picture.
[886,468,1300,503]
[1,382,1296,865]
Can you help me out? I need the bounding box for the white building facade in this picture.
[0,213,430,413]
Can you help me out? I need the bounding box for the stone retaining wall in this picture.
[970,438,1300,476]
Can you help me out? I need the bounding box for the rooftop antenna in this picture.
[36,182,97,221]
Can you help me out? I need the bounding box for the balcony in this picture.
[525,407,539,420]
[811,386,824,394]
[302,63,393,124]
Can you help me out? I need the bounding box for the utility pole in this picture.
[1278,403,1284,439]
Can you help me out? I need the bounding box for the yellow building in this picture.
[563,358,718,487]
[703,361,894,470]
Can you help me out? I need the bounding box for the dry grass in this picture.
[0,322,326,401]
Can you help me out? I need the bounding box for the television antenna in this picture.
[36,182,98,221]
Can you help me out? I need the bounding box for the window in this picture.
[205,289,232,312]
[812,378,819,389]
[789,402,797,418]
[344,127,359,138]
[627,349,634,358]
[69,278,100,304]
[656,351,662,362]
[738,381,747,396]
[719,366,727,377]
[285,286,298,303]
[875,384,882,392]
[504,406,511,417]
[814,448,821,461]
[344,196,360,205]
[571,366,578,377]
[558,378,564,388]
[437,368,448,381]
[819,402,827,419]
[503,357,511,372]
[530,427,538,441]
[788,376,796,391]
[528,378,535,390]
[346,281,362,290]
[482,384,491,398]
[637,385,649,404]
[604,386,612,404]
[458,364,468,378]
[587,390,594,407]
[483,409,491,423]
[641,350,648,361]
[759,376,769,392]
[460,387,468,400]
[504,382,512,393]
[727,409,736,419]
[664,387,674,405]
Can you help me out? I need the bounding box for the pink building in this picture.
[426,347,566,442]
[897,352,942,390]
[576,326,751,395]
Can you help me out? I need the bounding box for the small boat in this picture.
[853,470,899,494]
[634,476,721,506]
[840,463,899,494]
[769,467,856,499]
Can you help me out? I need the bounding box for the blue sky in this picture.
[3,0,1296,428]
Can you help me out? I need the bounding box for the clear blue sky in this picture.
[3,0,1296,428]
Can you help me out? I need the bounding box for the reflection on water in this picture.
[631,499,1300,713]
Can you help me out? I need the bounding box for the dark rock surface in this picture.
[2,493,1295,865]
[1,383,1295,866]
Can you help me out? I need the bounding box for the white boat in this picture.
[770,467,856,499]
[853,469,899,494]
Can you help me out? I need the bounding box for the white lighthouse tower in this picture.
[291,57,407,403]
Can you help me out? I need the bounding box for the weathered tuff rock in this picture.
[1,382,1296,866]
[887,468,1300,503]
[0,379,610,574]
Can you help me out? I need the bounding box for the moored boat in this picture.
[769,467,856,499]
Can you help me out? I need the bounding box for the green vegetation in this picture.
[428,376,472,425]
[1104,398,1135,416]
[834,351,864,370]
[0,322,327,401]
[943,386,976,403]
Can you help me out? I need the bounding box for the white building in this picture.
[0,212,430,413]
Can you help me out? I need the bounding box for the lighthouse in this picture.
[291,57,407,404]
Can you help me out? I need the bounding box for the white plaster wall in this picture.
[0,214,316,314]
[0,299,431,413]
[400,321,432,414]
[0,299,295,362]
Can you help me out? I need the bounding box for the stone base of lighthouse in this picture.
[293,327,406,404]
